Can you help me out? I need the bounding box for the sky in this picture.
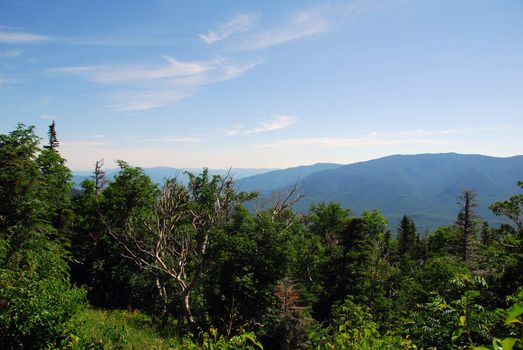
[1,0,522,170]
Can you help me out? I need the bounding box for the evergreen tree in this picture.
[397,214,417,259]
[456,190,479,262]
[43,121,59,150]
[0,124,85,348]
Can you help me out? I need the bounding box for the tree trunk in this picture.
[155,276,168,325]
[182,289,200,335]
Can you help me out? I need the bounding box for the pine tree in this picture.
[455,189,479,262]
[43,121,59,150]
[397,214,417,258]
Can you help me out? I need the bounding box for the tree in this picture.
[104,168,254,334]
[456,190,479,262]
[0,124,85,348]
[43,121,59,150]
[86,161,159,310]
[489,181,523,236]
[397,214,417,260]
[93,159,109,196]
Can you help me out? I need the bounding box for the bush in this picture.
[0,238,86,349]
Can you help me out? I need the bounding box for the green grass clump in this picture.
[67,308,178,349]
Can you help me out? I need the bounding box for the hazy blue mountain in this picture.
[237,163,343,193]
[73,154,523,231]
[241,153,523,231]
[73,167,276,188]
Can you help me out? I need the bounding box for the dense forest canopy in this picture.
[1,123,522,349]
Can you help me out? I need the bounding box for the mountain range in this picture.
[73,153,523,231]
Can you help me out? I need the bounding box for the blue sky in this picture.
[1,0,522,170]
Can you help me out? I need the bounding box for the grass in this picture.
[71,308,181,349]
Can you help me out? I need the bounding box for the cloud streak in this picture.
[200,13,257,44]
[0,49,23,58]
[49,56,209,84]
[243,115,297,134]
[255,126,518,150]
[0,30,51,43]
[240,0,373,50]
[49,56,260,111]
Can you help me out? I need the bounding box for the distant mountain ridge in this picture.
[73,153,523,231]
[237,163,343,193]
[73,167,277,188]
[238,153,523,231]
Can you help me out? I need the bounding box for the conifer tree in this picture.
[43,121,59,150]
[455,189,478,262]
[397,214,417,258]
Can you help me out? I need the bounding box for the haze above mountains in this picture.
[74,153,523,231]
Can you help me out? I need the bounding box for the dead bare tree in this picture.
[102,170,251,334]
[456,189,479,262]
[92,159,109,196]
[253,181,305,220]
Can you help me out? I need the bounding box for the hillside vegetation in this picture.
[1,123,523,349]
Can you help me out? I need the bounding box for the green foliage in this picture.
[65,308,263,350]
[397,214,418,259]
[308,297,415,349]
[0,123,86,349]
[489,181,523,235]
[408,275,505,349]
[71,161,160,310]
[0,124,42,238]
[0,238,86,349]
[3,124,523,349]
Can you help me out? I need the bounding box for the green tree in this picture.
[397,214,417,260]
[43,120,59,150]
[104,168,254,334]
[0,124,85,349]
[73,161,159,311]
[0,124,42,240]
[489,181,523,239]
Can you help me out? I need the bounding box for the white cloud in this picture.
[0,49,23,58]
[219,124,244,136]
[254,126,521,150]
[200,13,257,44]
[40,114,58,120]
[0,77,22,88]
[49,56,209,84]
[243,115,297,134]
[49,56,260,111]
[140,136,204,143]
[92,134,105,139]
[0,30,51,43]
[241,0,372,50]
[254,136,438,150]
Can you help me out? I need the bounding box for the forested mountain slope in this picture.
[241,153,523,230]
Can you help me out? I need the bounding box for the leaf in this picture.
[460,315,467,326]
[452,328,463,343]
[501,338,517,350]
[505,303,523,324]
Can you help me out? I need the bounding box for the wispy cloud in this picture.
[0,49,23,58]
[0,76,23,88]
[140,136,204,143]
[40,114,58,120]
[243,115,297,134]
[0,30,51,43]
[255,126,518,150]
[200,13,257,44]
[49,56,260,111]
[241,0,372,50]
[49,56,209,84]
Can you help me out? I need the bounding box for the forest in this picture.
[1,123,522,350]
